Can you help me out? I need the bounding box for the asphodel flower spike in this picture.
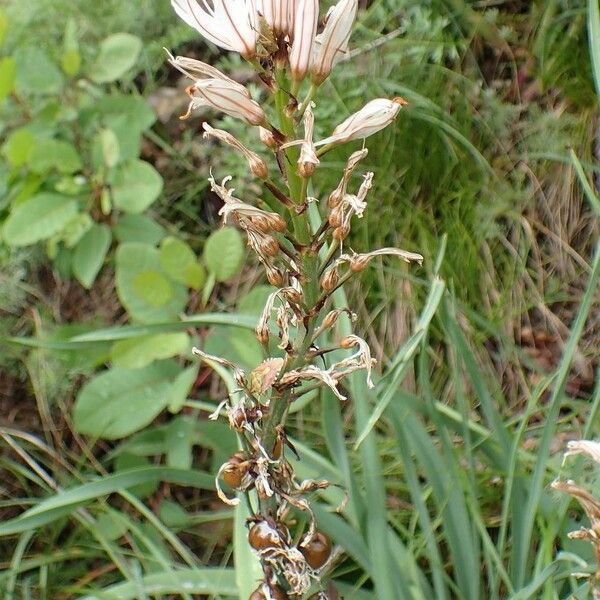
[315,97,408,146]
[184,79,267,125]
[310,0,358,85]
[289,0,319,81]
[171,0,259,58]
[202,123,268,179]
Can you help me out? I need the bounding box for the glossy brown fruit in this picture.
[300,531,332,569]
[221,453,249,489]
[248,520,282,550]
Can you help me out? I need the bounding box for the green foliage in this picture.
[203,226,245,282]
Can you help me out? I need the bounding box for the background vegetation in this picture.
[0,0,599,598]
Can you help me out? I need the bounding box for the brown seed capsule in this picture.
[249,583,289,600]
[272,437,283,460]
[328,206,342,227]
[260,235,280,257]
[300,531,332,569]
[320,268,339,292]
[222,454,250,489]
[339,336,357,349]
[248,520,283,551]
[266,213,287,233]
[332,225,350,241]
[350,255,370,272]
[322,310,340,329]
[328,190,342,209]
[251,215,272,234]
[299,160,316,178]
[266,266,284,287]
[249,157,269,180]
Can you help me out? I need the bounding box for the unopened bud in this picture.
[283,288,303,305]
[260,235,279,257]
[249,157,268,179]
[320,268,339,292]
[299,161,317,178]
[332,225,350,240]
[328,189,343,208]
[259,126,277,149]
[322,310,341,329]
[266,266,284,287]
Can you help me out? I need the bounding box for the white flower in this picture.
[186,79,266,125]
[311,0,358,85]
[315,97,407,146]
[258,0,298,36]
[171,0,259,58]
[289,0,319,81]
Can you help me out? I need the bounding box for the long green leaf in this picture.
[588,0,600,97]
[569,148,600,218]
[78,568,237,599]
[0,467,213,536]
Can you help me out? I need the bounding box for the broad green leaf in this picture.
[204,326,263,370]
[73,361,182,439]
[111,332,189,369]
[72,224,112,288]
[114,454,159,498]
[95,94,156,132]
[112,160,163,213]
[203,227,244,282]
[116,243,187,323]
[15,46,64,94]
[2,129,35,167]
[3,193,78,247]
[237,285,274,315]
[90,33,142,83]
[28,139,82,175]
[60,212,93,248]
[114,214,165,245]
[61,19,80,76]
[0,57,16,101]
[167,365,198,413]
[160,236,205,289]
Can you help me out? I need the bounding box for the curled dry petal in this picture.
[289,0,319,81]
[192,346,246,386]
[216,461,241,505]
[337,247,425,271]
[171,0,258,58]
[203,123,268,178]
[315,97,408,146]
[280,365,347,402]
[187,79,266,125]
[329,148,368,207]
[336,334,376,388]
[166,51,240,86]
[564,440,600,465]
[311,0,358,85]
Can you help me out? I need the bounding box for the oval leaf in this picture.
[111,332,189,369]
[3,193,78,247]
[73,361,181,439]
[90,33,142,83]
[112,160,163,214]
[203,227,244,282]
[72,224,112,289]
[160,236,205,289]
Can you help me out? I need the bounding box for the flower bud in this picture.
[320,268,339,292]
[315,97,407,146]
[322,310,341,329]
[259,126,278,149]
[251,215,272,234]
[311,0,358,85]
[340,335,357,349]
[289,0,319,81]
[188,79,266,126]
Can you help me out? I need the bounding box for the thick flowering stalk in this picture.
[170,2,421,598]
